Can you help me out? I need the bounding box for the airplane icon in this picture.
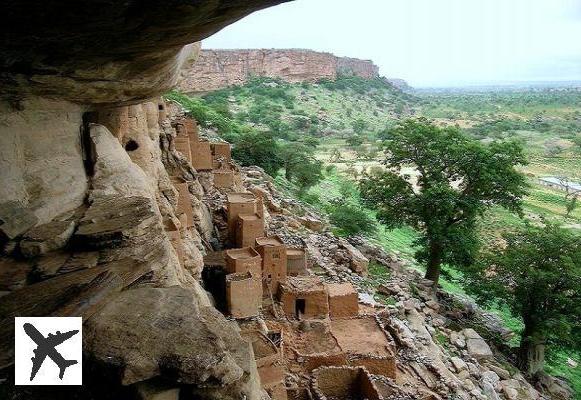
[23,322,79,381]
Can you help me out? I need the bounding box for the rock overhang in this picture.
[0,0,291,104]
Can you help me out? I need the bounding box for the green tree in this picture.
[346,135,364,148]
[572,134,581,153]
[565,195,578,217]
[351,118,368,134]
[329,149,343,163]
[300,136,320,148]
[280,144,323,192]
[359,119,528,285]
[231,131,283,176]
[328,203,376,237]
[556,177,581,217]
[465,223,581,376]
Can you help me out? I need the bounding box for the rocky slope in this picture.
[177,49,380,93]
[230,165,571,400]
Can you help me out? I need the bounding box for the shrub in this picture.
[327,203,376,237]
[231,132,283,176]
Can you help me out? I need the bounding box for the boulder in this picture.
[481,382,500,400]
[463,328,493,360]
[480,370,500,389]
[536,373,574,400]
[0,256,152,369]
[425,299,440,311]
[486,364,511,380]
[339,239,369,275]
[499,379,520,400]
[299,216,324,232]
[134,380,180,400]
[450,331,466,349]
[84,286,261,399]
[451,356,468,373]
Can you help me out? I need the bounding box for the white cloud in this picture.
[204,0,581,87]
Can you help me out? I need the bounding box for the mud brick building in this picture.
[173,117,199,142]
[213,169,235,188]
[242,330,287,400]
[236,214,265,248]
[164,219,185,268]
[211,142,232,169]
[227,193,259,243]
[173,179,194,228]
[330,316,397,379]
[191,140,213,171]
[311,366,382,400]
[225,247,262,279]
[226,271,261,318]
[255,236,287,294]
[279,276,329,319]
[226,192,264,247]
[173,136,192,163]
[327,283,358,319]
[286,248,307,276]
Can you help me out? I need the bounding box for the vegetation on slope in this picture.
[166,77,581,394]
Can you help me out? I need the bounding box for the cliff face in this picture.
[177,49,380,93]
[0,1,288,399]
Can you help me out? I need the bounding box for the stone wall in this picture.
[177,49,380,93]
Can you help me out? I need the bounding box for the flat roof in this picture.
[226,271,252,282]
[327,283,357,297]
[539,176,581,191]
[331,317,393,357]
[227,192,256,204]
[238,214,260,221]
[226,247,260,260]
[286,248,305,257]
[280,276,325,293]
[255,236,284,247]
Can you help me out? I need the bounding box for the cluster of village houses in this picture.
[167,117,402,400]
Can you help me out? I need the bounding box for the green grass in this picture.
[434,329,450,350]
[546,349,581,397]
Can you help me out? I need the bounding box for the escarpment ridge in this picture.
[177,49,380,93]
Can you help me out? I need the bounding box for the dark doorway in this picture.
[202,266,227,313]
[81,112,98,176]
[295,298,306,319]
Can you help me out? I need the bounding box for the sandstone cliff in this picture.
[0,1,288,399]
[177,49,380,93]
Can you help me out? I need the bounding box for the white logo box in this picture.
[14,317,82,386]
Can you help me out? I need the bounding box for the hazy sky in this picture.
[204,0,581,87]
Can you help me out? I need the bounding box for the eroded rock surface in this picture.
[0,1,289,103]
[84,286,259,394]
[0,103,261,399]
[178,49,380,93]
